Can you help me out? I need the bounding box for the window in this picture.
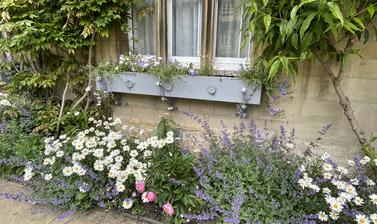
[131,0,156,55]
[214,0,251,70]
[168,0,202,66]
[128,0,251,70]
[220,0,234,18]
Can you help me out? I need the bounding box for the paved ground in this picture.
[0,180,147,224]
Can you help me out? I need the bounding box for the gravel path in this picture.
[0,180,145,224]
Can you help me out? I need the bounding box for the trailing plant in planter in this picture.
[242,0,377,145]
[95,53,264,82]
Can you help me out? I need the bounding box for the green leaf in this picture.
[363,29,369,44]
[263,0,269,7]
[268,59,281,80]
[300,13,316,39]
[367,5,375,19]
[290,5,299,18]
[373,25,377,41]
[263,15,272,33]
[301,32,313,50]
[353,18,365,30]
[291,33,299,50]
[344,20,361,36]
[327,2,344,25]
[299,0,316,7]
[279,57,289,73]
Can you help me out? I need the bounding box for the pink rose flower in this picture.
[146,192,156,202]
[162,203,174,216]
[135,181,145,193]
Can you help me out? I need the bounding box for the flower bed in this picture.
[0,87,377,223]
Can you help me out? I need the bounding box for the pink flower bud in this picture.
[135,181,145,193]
[146,192,156,202]
[162,203,174,216]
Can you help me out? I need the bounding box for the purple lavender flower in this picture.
[181,212,215,221]
[220,120,234,149]
[224,194,244,224]
[137,60,146,68]
[189,68,197,76]
[0,123,5,132]
[98,201,106,208]
[169,178,182,186]
[268,104,280,116]
[280,80,287,96]
[57,209,76,220]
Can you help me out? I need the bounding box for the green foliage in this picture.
[147,145,202,217]
[242,0,377,80]
[0,0,139,99]
[362,136,377,176]
[297,154,377,223]
[95,54,190,83]
[95,54,264,85]
[197,140,306,223]
[30,95,112,136]
[156,116,177,139]
[0,0,136,52]
[196,61,217,77]
[147,126,202,219]
[0,121,44,177]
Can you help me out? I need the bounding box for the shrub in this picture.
[11,116,181,215]
[297,153,377,223]
[146,117,203,223]
[182,116,307,223]
[0,121,44,178]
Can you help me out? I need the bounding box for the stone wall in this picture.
[96,33,377,161]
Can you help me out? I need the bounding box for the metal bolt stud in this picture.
[126,80,135,89]
[207,86,217,95]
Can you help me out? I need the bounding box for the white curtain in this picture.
[172,0,201,57]
[133,0,155,55]
[215,0,249,58]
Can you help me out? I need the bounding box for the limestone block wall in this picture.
[96,35,377,161]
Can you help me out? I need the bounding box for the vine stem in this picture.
[314,36,367,145]
[56,77,70,136]
[72,33,96,110]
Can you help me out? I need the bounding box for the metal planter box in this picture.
[96,72,261,105]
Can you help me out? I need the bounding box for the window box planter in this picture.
[96,72,261,105]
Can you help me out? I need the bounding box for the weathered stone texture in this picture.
[97,38,377,161]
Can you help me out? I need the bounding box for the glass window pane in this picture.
[215,0,250,58]
[133,0,155,55]
[172,0,201,57]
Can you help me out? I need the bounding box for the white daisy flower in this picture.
[44,173,53,181]
[318,211,328,221]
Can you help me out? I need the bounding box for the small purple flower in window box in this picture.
[189,68,197,76]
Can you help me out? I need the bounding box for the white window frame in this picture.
[167,0,202,68]
[213,0,252,71]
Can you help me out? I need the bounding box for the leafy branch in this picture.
[242,0,377,145]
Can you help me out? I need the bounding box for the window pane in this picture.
[172,0,201,57]
[133,0,155,55]
[215,0,249,58]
